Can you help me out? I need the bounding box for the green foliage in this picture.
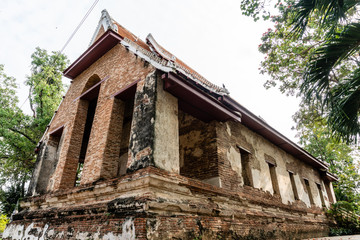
[0,48,68,216]
[0,65,33,210]
[25,47,68,136]
[0,183,23,217]
[302,22,360,142]
[327,201,360,235]
[294,113,360,204]
[241,0,360,142]
[241,0,360,217]
[0,214,9,233]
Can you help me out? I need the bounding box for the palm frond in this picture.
[328,68,360,142]
[292,0,358,35]
[292,0,316,35]
[301,22,360,106]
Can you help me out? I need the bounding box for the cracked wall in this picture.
[217,120,333,208]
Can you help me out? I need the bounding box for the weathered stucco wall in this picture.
[28,131,65,196]
[217,120,332,208]
[5,167,332,240]
[153,75,179,173]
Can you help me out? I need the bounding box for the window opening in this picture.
[79,97,97,161]
[75,162,84,186]
[74,75,101,186]
[316,183,326,207]
[75,97,98,186]
[178,110,218,184]
[324,180,334,203]
[36,126,64,193]
[268,162,280,196]
[118,97,134,176]
[289,171,299,200]
[114,81,138,176]
[304,179,314,205]
[49,126,64,152]
[239,147,252,187]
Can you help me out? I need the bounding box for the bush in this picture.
[0,214,9,233]
[327,201,360,236]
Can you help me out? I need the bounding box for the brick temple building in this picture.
[4,10,337,239]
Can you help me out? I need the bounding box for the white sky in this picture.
[0,0,300,142]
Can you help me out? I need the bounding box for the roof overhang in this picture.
[64,30,122,79]
[162,72,241,123]
[112,79,139,101]
[221,95,330,171]
[324,172,339,182]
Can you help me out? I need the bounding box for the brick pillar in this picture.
[80,97,125,184]
[127,72,157,172]
[52,100,89,190]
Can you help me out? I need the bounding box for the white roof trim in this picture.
[146,33,229,96]
[89,9,118,47]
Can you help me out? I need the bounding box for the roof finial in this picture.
[89,10,118,46]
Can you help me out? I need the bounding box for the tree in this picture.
[240,0,360,210]
[293,0,360,143]
[293,111,360,204]
[241,0,360,142]
[0,48,68,216]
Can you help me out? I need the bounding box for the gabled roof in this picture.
[89,10,150,52]
[62,10,337,182]
[146,34,228,95]
[75,9,229,96]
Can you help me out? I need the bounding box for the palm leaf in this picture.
[301,22,360,104]
[292,0,358,35]
[301,22,360,141]
[328,69,360,142]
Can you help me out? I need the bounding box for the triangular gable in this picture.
[89,9,118,46]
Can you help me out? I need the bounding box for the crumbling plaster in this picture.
[3,218,136,240]
[153,74,179,173]
[219,121,331,207]
[7,167,332,239]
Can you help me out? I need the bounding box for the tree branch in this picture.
[28,84,36,118]
[9,128,36,144]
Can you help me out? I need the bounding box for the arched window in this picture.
[75,74,101,185]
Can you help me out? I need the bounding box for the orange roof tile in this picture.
[112,21,151,52]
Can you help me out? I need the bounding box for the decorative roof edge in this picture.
[146,33,176,62]
[89,9,118,47]
[146,34,230,96]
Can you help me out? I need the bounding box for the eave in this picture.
[324,172,338,182]
[63,30,122,79]
[162,72,241,123]
[221,96,330,171]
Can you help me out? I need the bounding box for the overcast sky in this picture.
[0,0,301,142]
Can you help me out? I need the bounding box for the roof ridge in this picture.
[146,34,230,95]
[89,9,118,46]
[90,10,229,96]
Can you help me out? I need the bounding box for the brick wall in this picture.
[179,110,219,181]
[6,167,332,240]
[216,120,332,208]
[39,43,155,192]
